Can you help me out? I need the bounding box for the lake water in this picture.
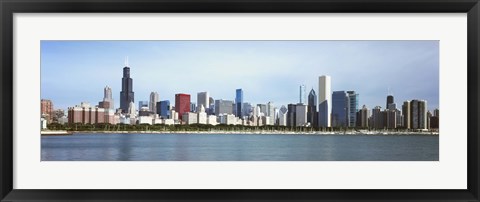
[41,133,439,161]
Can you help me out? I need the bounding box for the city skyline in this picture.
[41,40,439,111]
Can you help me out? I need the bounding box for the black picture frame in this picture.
[1,0,479,201]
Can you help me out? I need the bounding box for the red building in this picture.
[41,99,54,123]
[175,93,190,121]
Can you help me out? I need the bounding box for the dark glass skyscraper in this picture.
[235,89,243,117]
[386,95,394,109]
[307,89,318,128]
[120,63,134,113]
[332,91,348,127]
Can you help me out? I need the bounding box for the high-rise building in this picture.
[190,102,197,112]
[347,91,359,127]
[235,89,243,117]
[99,86,114,109]
[386,109,397,129]
[318,75,332,127]
[242,102,252,117]
[197,92,209,112]
[402,101,411,129]
[149,92,159,113]
[267,102,275,125]
[299,85,306,104]
[215,99,234,115]
[295,103,308,127]
[386,95,394,109]
[287,104,296,127]
[120,58,134,113]
[156,100,171,119]
[41,99,54,123]
[278,105,288,126]
[410,99,427,129]
[307,89,318,128]
[332,91,348,127]
[372,106,384,129]
[175,93,191,119]
[357,105,370,128]
[257,104,267,116]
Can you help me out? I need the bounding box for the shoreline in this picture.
[42,130,439,136]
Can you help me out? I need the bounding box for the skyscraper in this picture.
[257,104,267,116]
[99,86,114,109]
[372,106,384,129]
[402,101,411,129]
[332,91,348,127]
[149,92,159,113]
[386,95,394,109]
[347,91,359,127]
[278,105,288,126]
[287,104,296,127]
[267,102,275,125]
[235,89,243,117]
[357,105,370,128]
[299,85,306,104]
[175,93,191,119]
[318,75,331,127]
[215,99,234,115]
[120,58,134,113]
[197,92,209,112]
[410,99,427,129]
[307,89,318,128]
[156,100,171,119]
[295,103,307,127]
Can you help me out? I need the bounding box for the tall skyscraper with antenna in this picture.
[120,57,134,113]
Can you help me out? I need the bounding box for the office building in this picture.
[287,104,296,127]
[267,102,275,125]
[347,91,359,127]
[278,105,288,126]
[318,75,331,127]
[99,86,114,109]
[156,100,171,119]
[215,99,234,115]
[332,91,348,127]
[190,102,197,112]
[295,103,308,127]
[197,92,209,112]
[120,58,134,113]
[175,93,191,119]
[307,89,318,128]
[149,92,159,113]
[235,89,243,117]
[386,95,394,109]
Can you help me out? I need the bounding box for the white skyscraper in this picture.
[299,84,306,104]
[267,102,275,125]
[318,75,332,127]
[149,92,159,113]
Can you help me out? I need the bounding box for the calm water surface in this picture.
[41,133,439,161]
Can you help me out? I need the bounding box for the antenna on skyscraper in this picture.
[125,56,129,67]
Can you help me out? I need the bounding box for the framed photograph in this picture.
[1,0,479,201]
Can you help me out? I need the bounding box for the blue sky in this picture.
[41,40,439,112]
